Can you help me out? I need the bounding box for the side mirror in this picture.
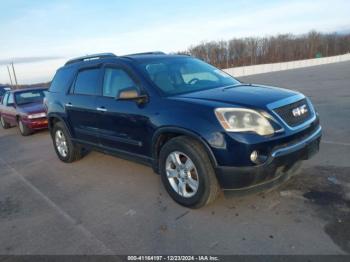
[117,87,148,104]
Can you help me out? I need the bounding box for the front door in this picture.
[95,65,150,156]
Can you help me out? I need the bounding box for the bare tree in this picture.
[178,31,350,68]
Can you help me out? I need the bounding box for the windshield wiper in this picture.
[223,83,252,90]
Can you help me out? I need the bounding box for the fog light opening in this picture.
[250,150,259,164]
[250,150,268,165]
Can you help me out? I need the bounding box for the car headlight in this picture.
[27,113,46,119]
[214,108,274,136]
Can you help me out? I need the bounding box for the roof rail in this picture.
[124,51,166,56]
[65,53,117,65]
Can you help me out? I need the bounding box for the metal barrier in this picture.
[223,53,350,77]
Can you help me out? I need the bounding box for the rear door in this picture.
[65,66,102,144]
[95,64,150,155]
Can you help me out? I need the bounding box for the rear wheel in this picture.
[18,118,32,136]
[52,121,83,163]
[0,115,10,129]
[159,136,220,208]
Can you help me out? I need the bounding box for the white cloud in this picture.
[0,0,349,84]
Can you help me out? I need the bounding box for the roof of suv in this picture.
[62,52,190,68]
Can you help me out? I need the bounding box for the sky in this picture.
[0,0,349,84]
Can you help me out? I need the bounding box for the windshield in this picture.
[138,57,240,95]
[15,90,45,105]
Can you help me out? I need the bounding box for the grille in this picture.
[274,98,311,127]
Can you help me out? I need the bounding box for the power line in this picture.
[11,62,18,88]
[6,65,13,87]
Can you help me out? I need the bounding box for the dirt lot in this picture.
[0,61,349,254]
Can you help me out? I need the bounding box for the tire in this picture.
[52,121,83,163]
[18,118,32,136]
[159,136,220,208]
[0,115,10,129]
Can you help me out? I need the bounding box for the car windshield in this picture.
[15,90,45,105]
[138,57,240,95]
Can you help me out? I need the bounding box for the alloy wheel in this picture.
[55,130,68,157]
[165,151,199,198]
[19,120,24,134]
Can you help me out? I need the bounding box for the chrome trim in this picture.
[267,94,305,109]
[271,126,322,158]
[65,103,73,107]
[267,94,316,131]
[96,107,107,112]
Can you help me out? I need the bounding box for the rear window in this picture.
[73,68,100,96]
[50,67,74,93]
[15,90,45,105]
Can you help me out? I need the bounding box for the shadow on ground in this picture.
[280,166,350,253]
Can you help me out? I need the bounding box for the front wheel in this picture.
[0,115,10,129]
[18,118,32,136]
[159,136,220,208]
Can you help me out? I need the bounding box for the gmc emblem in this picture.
[292,104,308,117]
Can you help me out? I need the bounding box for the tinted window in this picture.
[138,57,239,95]
[103,68,138,98]
[50,67,75,93]
[73,68,100,95]
[7,93,14,105]
[15,90,45,105]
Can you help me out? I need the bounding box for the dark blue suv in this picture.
[46,52,321,208]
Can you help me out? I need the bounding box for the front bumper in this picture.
[22,117,48,130]
[215,125,322,190]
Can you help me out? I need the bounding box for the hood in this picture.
[17,102,45,114]
[177,84,299,109]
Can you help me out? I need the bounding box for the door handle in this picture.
[65,102,73,107]
[96,107,107,112]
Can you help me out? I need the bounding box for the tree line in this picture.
[178,31,350,68]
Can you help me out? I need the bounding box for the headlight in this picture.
[214,108,274,136]
[27,113,46,119]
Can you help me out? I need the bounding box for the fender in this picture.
[151,126,218,173]
[47,113,73,138]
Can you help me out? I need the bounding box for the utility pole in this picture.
[11,62,18,89]
[6,65,13,88]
